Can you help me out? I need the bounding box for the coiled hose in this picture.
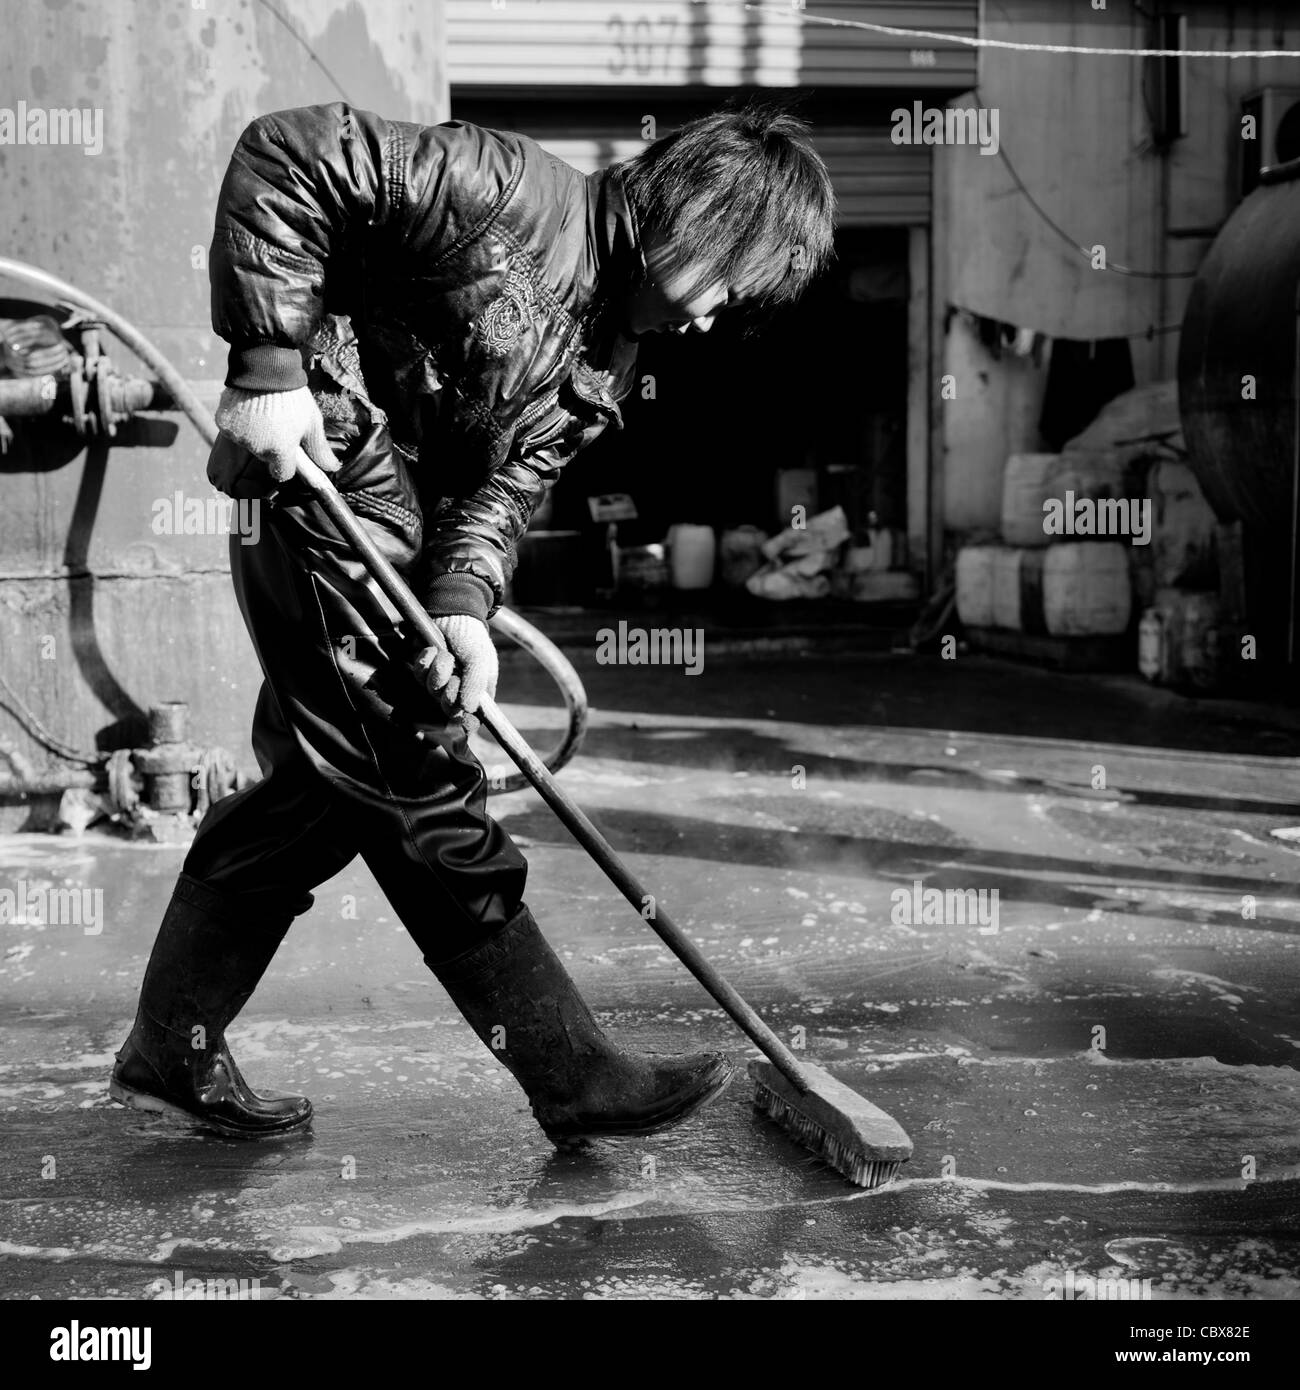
[0,256,588,795]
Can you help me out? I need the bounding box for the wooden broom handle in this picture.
[292,448,810,1092]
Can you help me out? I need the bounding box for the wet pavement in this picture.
[2,652,1299,1300]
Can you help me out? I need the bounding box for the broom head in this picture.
[749,1058,913,1190]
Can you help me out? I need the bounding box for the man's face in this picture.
[624,228,734,338]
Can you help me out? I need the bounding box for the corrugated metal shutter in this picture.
[816,128,931,225]
[447,0,978,91]
[796,1,978,87]
[530,122,930,226]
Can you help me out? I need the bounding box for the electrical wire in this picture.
[253,0,354,104]
[969,91,1198,282]
[1119,322,1182,339]
[725,2,1300,59]
[949,300,1182,353]
[0,669,100,766]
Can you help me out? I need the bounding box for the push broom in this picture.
[292,446,914,1189]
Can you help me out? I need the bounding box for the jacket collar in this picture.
[588,164,645,294]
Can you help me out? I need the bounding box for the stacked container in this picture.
[956,449,1135,646]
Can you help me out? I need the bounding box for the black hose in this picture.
[485,608,588,794]
[0,256,590,794]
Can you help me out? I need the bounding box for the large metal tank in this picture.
[1178,158,1300,671]
[0,1,448,795]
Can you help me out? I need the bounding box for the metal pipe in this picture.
[0,771,98,796]
[0,735,38,785]
[0,736,97,798]
[0,257,214,441]
[0,375,58,416]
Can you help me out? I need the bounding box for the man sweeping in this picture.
[110,101,835,1139]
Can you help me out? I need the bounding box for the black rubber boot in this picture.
[429,906,734,1140]
[109,874,312,1138]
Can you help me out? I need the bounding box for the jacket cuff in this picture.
[225,343,308,392]
[423,571,495,622]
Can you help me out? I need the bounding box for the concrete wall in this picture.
[0,0,448,783]
[933,0,1300,539]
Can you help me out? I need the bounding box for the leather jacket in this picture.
[209,103,644,620]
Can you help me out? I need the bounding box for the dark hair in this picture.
[619,100,836,321]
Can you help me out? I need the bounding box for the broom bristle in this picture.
[749,1059,912,1191]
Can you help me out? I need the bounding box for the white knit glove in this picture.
[414,615,499,715]
[214,385,339,485]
